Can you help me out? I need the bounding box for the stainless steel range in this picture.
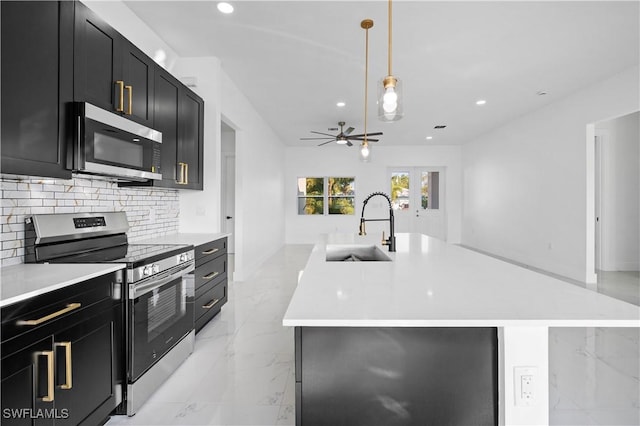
[25,212,195,416]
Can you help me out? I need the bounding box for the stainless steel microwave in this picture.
[72,102,162,181]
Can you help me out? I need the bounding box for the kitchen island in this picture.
[283,233,640,426]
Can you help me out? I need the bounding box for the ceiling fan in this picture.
[300,121,382,146]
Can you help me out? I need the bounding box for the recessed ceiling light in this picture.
[217,2,234,14]
[476,99,486,105]
[425,136,433,140]
[336,101,346,107]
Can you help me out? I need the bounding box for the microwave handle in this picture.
[129,262,195,299]
[75,109,86,170]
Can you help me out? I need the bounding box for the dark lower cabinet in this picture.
[0,1,73,179]
[1,271,124,426]
[295,327,498,426]
[194,237,228,332]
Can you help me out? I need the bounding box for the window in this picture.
[391,171,410,210]
[297,177,355,215]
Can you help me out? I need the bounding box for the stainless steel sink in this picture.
[325,244,392,262]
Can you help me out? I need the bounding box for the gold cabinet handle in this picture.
[35,351,55,402]
[17,303,81,326]
[125,85,133,115]
[55,341,72,389]
[177,162,187,185]
[202,271,220,280]
[184,162,189,185]
[115,80,124,112]
[202,248,219,255]
[202,298,220,309]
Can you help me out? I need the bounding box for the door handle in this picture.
[226,216,233,219]
[115,80,125,112]
[55,341,73,389]
[125,85,133,115]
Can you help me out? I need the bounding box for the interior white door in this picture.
[223,154,236,253]
[389,167,446,240]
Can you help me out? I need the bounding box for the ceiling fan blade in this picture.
[349,132,383,138]
[317,140,336,146]
[344,127,355,135]
[346,141,353,146]
[310,131,337,137]
[300,137,335,141]
[351,137,380,142]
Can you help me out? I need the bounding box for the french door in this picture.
[389,167,446,240]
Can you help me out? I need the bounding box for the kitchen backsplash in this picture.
[1,175,180,267]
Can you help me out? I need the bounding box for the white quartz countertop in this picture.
[1,263,126,308]
[282,233,640,327]
[134,232,230,248]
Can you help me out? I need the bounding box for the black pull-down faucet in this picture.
[358,191,396,252]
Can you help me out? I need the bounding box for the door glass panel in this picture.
[421,171,440,210]
[391,171,410,210]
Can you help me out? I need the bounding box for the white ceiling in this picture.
[124,1,639,147]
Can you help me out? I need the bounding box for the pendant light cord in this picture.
[388,0,392,76]
[364,23,369,145]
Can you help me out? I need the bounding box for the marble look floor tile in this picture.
[275,405,295,426]
[172,402,281,425]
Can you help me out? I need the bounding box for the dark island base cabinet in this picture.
[194,238,228,332]
[1,271,124,426]
[294,327,499,426]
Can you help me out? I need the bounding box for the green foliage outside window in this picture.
[298,177,355,215]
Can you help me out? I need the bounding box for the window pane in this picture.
[298,197,324,215]
[328,197,355,215]
[391,172,410,210]
[421,171,440,210]
[297,177,324,196]
[328,177,355,196]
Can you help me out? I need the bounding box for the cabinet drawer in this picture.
[195,280,227,332]
[1,271,122,344]
[195,255,227,292]
[195,238,227,266]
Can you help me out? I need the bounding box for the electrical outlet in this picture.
[514,366,537,406]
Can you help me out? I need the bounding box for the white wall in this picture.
[462,66,639,282]
[220,72,286,281]
[285,145,462,244]
[596,112,640,271]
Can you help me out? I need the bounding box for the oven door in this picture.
[128,263,194,381]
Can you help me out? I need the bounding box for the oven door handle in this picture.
[130,262,195,299]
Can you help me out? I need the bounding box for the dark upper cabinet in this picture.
[153,69,181,188]
[126,69,204,190]
[178,89,204,190]
[74,1,154,127]
[0,1,74,179]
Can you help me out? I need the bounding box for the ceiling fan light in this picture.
[336,138,348,145]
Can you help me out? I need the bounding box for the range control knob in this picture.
[142,266,152,276]
[152,264,160,274]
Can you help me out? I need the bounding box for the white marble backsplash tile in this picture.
[1,175,179,266]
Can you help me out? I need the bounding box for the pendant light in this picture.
[360,19,373,162]
[378,0,403,122]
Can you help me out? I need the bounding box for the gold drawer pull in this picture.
[17,303,81,326]
[55,341,72,389]
[35,350,55,402]
[202,298,220,309]
[202,248,219,255]
[202,271,220,280]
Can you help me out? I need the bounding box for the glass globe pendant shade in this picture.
[359,142,371,162]
[378,76,403,122]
